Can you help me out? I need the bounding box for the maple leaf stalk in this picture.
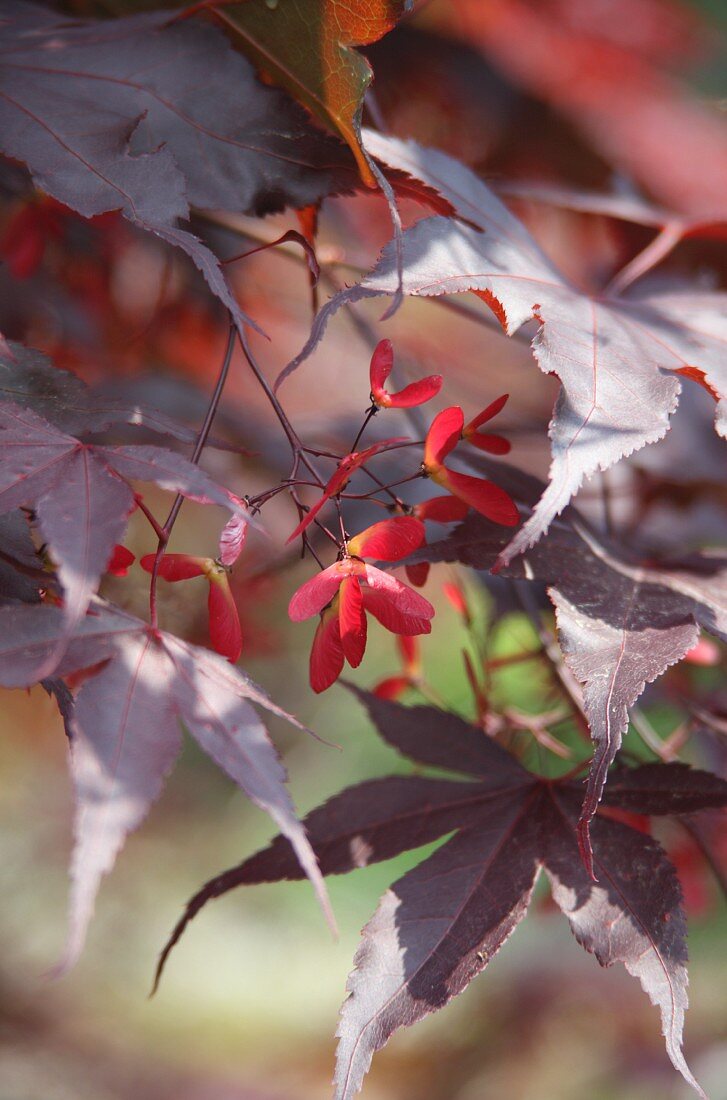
[605,220,686,297]
[239,338,430,561]
[148,320,237,628]
[145,319,353,625]
[236,333,343,564]
[196,208,532,349]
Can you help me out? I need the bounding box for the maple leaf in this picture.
[155,690,727,1099]
[0,340,212,443]
[402,462,727,870]
[0,597,332,968]
[0,398,246,675]
[602,762,727,815]
[0,2,361,336]
[208,0,411,188]
[0,510,44,605]
[284,130,727,562]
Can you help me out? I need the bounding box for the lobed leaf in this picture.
[334,795,540,1099]
[0,341,213,443]
[544,787,706,1099]
[0,598,331,964]
[0,400,245,676]
[152,773,490,991]
[0,3,361,334]
[159,691,725,1097]
[403,475,727,860]
[286,131,727,562]
[347,687,530,785]
[62,633,182,971]
[602,763,727,816]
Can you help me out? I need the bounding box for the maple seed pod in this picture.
[422,406,519,527]
[289,521,435,691]
[107,544,135,576]
[140,553,242,662]
[462,394,512,455]
[369,339,442,409]
[286,438,407,545]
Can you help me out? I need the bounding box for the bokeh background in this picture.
[1,0,726,1096]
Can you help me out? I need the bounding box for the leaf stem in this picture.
[134,495,167,541]
[605,221,684,297]
[349,405,377,453]
[148,319,236,628]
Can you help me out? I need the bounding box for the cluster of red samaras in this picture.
[289,340,519,692]
[103,342,517,681]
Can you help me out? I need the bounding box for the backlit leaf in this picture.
[211,0,411,187]
[158,692,726,1098]
[288,131,727,563]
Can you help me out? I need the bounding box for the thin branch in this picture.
[148,319,236,627]
[349,405,378,454]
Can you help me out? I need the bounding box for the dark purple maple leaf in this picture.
[602,761,727,815]
[0,340,214,443]
[0,509,43,604]
[283,130,727,565]
[41,674,75,740]
[0,397,247,677]
[0,597,332,968]
[154,690,727,1099]
[402,459,727,870]
[0,3,357,337]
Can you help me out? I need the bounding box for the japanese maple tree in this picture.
[1,0,726,1097]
